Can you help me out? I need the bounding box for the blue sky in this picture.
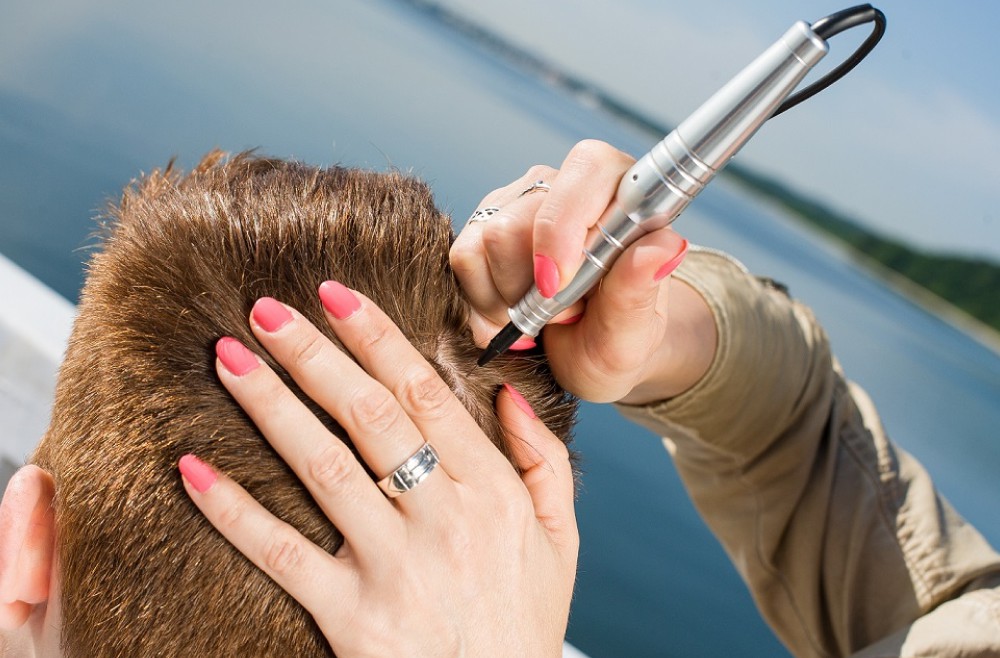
[436,0,1000,261]
[2,0,997,264]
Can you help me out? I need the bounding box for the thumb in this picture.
[496,383,578,556]
[546,230,688,402]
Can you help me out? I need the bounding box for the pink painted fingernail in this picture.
[319,281,361,320]
[503,383,536,419]
[216,337,260,376]
[534,254,560,299]
[653,239,689,282]
[555,312,583,325]
[252,297,293,332]
[179,454,218,493]
[509,337,537,351]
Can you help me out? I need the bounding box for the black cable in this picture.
[811,4,883,39]
[771,4,886,118]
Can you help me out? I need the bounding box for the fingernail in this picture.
[509,337,537,351]
[252,297,293,332]
[319,281,361,320]
[216,337,260,376]
[534,254,560,299]
[555,312,583,325]
[179,454,218,493]
[653,239,689,282]
[503,383,536,419]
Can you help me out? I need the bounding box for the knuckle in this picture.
[350,387,405,435]
[309,442,357,493]
[480,222,503,252]
[355,318,392,356]
[534,195,567,230]
[398,366,452,420]
[564,139,634,177]
[288,332,326,370]
[524,164,557,183]
[566,139,606,171]
[262,525,307,577]
[248,377,292,418]
[544,514,580,550]
[547,437,572,465]
[217,495,250,532]
[574,138,625,162]
[449,241,480,277]
[480,215,521,252]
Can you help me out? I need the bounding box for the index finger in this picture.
[533,140,634,297]
[451,165,559,323]
[318,282,519,486]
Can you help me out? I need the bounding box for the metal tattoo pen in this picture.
[477,6,886,367]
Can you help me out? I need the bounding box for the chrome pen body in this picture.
[479,20,829,366]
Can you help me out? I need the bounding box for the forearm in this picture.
[616,248,1000,656]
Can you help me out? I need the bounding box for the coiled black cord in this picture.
[772,4,887,117]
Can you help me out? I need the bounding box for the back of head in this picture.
[32,152,576,656]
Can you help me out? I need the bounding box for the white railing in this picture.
[0,253,74,472]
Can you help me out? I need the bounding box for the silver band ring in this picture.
[377,442,440,498]
[467,206,502,224]
[517,180,551,197]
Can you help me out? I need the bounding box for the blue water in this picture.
[2,1,998,655]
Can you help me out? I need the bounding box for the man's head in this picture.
[0,152,576,656]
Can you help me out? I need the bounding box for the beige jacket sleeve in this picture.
[615,248,1000,658]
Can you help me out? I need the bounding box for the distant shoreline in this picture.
[397,0,1000,351]
[725,179,1000,356]
[723,164,1000,354]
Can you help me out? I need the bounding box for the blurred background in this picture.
[2,1,998,655]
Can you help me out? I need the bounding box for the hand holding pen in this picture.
[451,140,716,404]
[473,8,885,367]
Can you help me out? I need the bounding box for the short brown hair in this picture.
[32,152,577,657]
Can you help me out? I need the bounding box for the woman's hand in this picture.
[451,140,717,405]
[178,285,578,657]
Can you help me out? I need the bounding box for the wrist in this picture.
[617,279,717,406]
